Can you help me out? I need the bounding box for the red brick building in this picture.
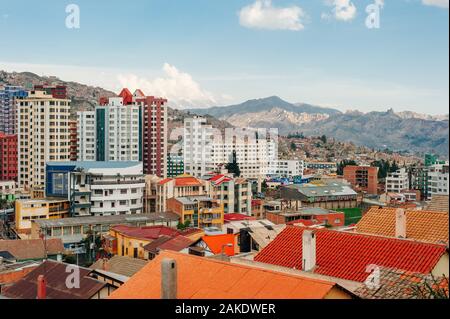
[343,165,379,195]
[69,120,77,161]
[138,96,167,177]
[0,133,18,181]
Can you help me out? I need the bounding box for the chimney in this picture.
[0,256,3,266]
[302,229,316,272]
[102,258,108,271]
[161,258,177,299]
[395,208,406,238]
[37,275,46,299]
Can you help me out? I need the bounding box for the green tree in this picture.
[337,159,357,175]
[290,142,297,151]
[320,135,327,144]
[225,150,241,177]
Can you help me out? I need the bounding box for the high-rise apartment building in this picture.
[385,168,409,193]
[0,86,28,134]
[427,162,449,200]
[17,90,71,194]
[138,96,167,177]
[96,97,140,161]
[69,120,77,161]
[343,165,379,195]
[76,111,96,161]
[183,117,278,179]
[0,133,18,181]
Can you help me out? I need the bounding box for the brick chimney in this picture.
[302,229,316,272]
[395,208,406,238]
[161,258,177,299]
[37,275,46,299]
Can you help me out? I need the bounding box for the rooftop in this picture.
[355,207,449,245]
[254,226,447,283]
[33,212,180,228]
[202,234,236,256]
[90,255,148,278]
[223,213,255,222]
[284,182,357,198]
[2,260,106,299]
[0,239,64,261]
[158,174,203,187]
[109,251,349,299]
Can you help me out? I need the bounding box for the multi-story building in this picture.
[385,168,409,193]
[69,120,77,161]
[166,196,224,229]
[183,117,278,179]
[143,175,161,214]
[0,180,16,202]
[45,161,145,217]
[76,111,96,161]
[15,198,70,236]
[17,90,71,195]
[0,86,28,135]
[343,165,378,195]
[306,161,337,173]
[207,174,252,215]
[156,174,208,213]
[33,85,67,99]
[272,160,304,178]
[137,95,168,177]
[409,165,429,200]
[0,133,18,181]
[167,154,184,177]
[183,117,216,178]
[96,97,140,161]
[428,163,449,200]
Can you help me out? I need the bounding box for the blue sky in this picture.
[0,0,448,114]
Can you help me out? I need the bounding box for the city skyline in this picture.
[0,0,449,114]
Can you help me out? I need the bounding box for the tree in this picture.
[290,142,297,151]
[320,135,327,144]
[411,275,449,299]
[225,150,241,177]
[336,159,357,175]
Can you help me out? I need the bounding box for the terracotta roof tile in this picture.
[356,207,449,244]
[202,234,236,256]
[0,239,64,261]
[109,251,346,299]
[254,226,447,282]
[111,225,180,241]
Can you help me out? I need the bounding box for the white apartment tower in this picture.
[76,111,96,161]
[385,168,410,193]
[76,97,140,162]
[427,162,449,200]
[17,91,71,193]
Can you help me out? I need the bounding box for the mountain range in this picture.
[188,96,449,157]
[1,70,448,157]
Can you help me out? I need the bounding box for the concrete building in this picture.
[0,133,18,181]
[273,160,304,178]
[69,120,77,162]
[385,168,409,193]
[17,91,71,195]
[183,117,216,178]
[183,117,278,179]
[343,165,378,195]
[30,212,180,253]
[143,175,161,214]
[0,180,16,202]
[156,174,208,213]
[14,198,70,236]
[280,180,358,210]
[95,97,140,162]
[427,162,449,200]
[167,154,184,177]
[306,161,337,173]
[207,174,252,215]
[166,196,224,229]
[76,111,96,161]
[45,161,145,217]
[0,86,28,135]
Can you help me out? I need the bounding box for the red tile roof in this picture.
[224,213,255,222]
[111,225,180,241]
[209,174,232,185]
[254,226,447,282]
[0,239,64,261]
[202,234,236,256]
[157,175,203,187]
[109,251,349,299]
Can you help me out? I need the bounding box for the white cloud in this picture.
[323,0,357,21]
[117,63,228,108]
[422,0,449,9]
[238,0,306,31]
